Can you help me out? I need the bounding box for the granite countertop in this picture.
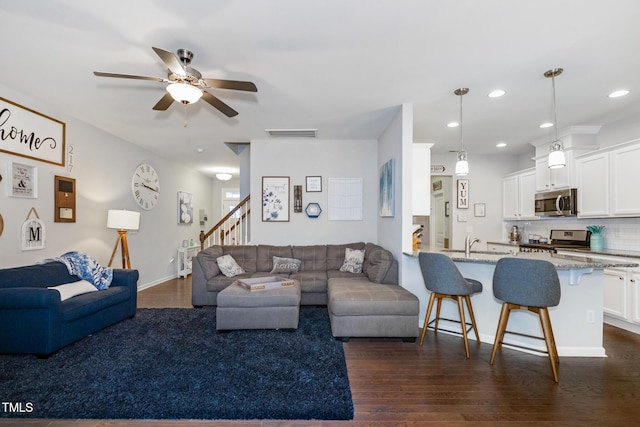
[404,250,639,269]
[556,247,640,260]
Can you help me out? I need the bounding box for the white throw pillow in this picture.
[216,254,245,277]
[48,280,99,301]
[339,248,365,273]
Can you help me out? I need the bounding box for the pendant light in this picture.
[454,88,469,175]
[544,68,566,169]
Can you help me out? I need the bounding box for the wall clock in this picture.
[131,163,160,210]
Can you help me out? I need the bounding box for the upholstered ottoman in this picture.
[327,278,419,341]
[216,280,301,331]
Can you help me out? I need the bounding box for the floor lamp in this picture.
[107,210,140,269]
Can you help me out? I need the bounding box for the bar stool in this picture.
[418,252,483,358]
[490,257,561,382]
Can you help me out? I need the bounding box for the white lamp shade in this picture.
[166,83,203,104]
[548,149,566,169]
[455,159,469,175]
[455,151,469,175]
[107,210,140,230]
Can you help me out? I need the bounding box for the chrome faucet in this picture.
[465,236,481,256]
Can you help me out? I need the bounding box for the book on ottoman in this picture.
[237,276,296,292]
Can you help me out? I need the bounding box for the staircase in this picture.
[199,195,250,249]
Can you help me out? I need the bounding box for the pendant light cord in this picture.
[552,72,559,142]
[459,92,464,152]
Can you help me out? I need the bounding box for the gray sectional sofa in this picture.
[192,242,419,340]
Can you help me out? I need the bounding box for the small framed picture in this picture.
[305,176,322,192]
[474,203,486,217]
[10,162,38,198]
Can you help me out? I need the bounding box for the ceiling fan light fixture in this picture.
[167,82,203,104]
[215,173,232,181]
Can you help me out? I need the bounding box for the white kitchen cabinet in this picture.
[611,143,640,216]
[502,169,537,220]
[630,271,640,324]
[575,139,640,218]
[576,152,610,217]
[535,156,571,191]
[603,268,628,320]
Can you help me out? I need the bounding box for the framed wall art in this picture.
[21,207,45,251]
[305,176,322,192]
[474,203,486,217]
[379,158,395,217]
[0,97,66,166]
[457,179,469,209]
[262,176,290,222]
[178,191,194,224]
[10,162,38,198]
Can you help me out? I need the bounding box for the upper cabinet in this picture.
[503,168,537,220]
[531,126,600,192]
[611,143,640,216]
[576,139,640,218]
[535,156,571,191]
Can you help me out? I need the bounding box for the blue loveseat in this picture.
[0,261,138,356]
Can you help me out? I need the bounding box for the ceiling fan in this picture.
[94,47,257,117]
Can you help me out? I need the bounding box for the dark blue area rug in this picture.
[0,306,353,420]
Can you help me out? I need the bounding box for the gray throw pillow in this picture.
[216,254,245,277]
[339,248,365,273]
[270,256,302,274]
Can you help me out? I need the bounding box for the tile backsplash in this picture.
[507,217,640,252]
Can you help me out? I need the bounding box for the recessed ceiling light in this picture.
[488,89,506,98]
[196,148,204,153]
[447,121,459,128]
[608,90,629,98]
[496,142,507,148]
[539,122,554,129]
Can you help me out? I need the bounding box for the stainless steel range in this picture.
[519,229,591,253]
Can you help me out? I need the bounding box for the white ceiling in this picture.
[3,0,640,178]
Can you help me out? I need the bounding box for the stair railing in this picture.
[200,195,250,249]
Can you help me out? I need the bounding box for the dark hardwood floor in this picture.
[4,277,640,426]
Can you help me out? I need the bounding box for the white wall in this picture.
[430,152,517,249]
[376,105,407,261]
[249,138,378,245]
[0,85,213,288]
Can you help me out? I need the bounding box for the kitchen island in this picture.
[402,250,638,357]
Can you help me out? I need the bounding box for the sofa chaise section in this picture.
[327,278,420,341]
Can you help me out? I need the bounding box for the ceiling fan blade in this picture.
[202,78,258,92]
[152,47,186,76]
[152,93,174,111]
[202,91,238,117]
[93,71,165,82]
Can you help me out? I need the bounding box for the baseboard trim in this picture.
[137,274,177,291]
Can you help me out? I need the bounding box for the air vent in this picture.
[265,129,317,138]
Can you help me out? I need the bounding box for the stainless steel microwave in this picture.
[534,188,578,217]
